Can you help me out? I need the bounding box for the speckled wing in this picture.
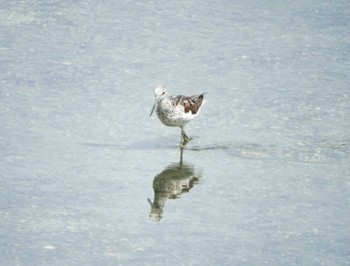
[170,94,205,114]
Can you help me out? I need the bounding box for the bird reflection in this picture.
[148,149,202,222]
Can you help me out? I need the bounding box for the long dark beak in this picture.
[149,101,156,117]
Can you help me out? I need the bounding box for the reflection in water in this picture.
[148,149,202,222]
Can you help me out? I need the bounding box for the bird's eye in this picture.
[162,92,165,95]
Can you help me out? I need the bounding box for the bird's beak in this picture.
[149,101,156,117]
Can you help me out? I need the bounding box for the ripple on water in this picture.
[186,139,349,164]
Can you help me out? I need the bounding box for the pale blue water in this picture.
[1,1,350,265]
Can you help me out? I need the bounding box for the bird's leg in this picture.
[180,128,190,147]
[183,131,189,142]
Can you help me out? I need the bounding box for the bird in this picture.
[150,85,206,146]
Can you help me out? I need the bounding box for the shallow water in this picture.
[1,1,350,265]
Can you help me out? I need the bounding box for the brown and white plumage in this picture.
[150,85,206,146]
[170,94,205,115]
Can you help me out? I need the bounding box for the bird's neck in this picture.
[158,97,172,108]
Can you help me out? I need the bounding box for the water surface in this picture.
[1,0,349,265]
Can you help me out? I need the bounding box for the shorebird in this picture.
[150,85,206,146]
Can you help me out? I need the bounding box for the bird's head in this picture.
[150,84,167,117]
[154,84,167,102]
